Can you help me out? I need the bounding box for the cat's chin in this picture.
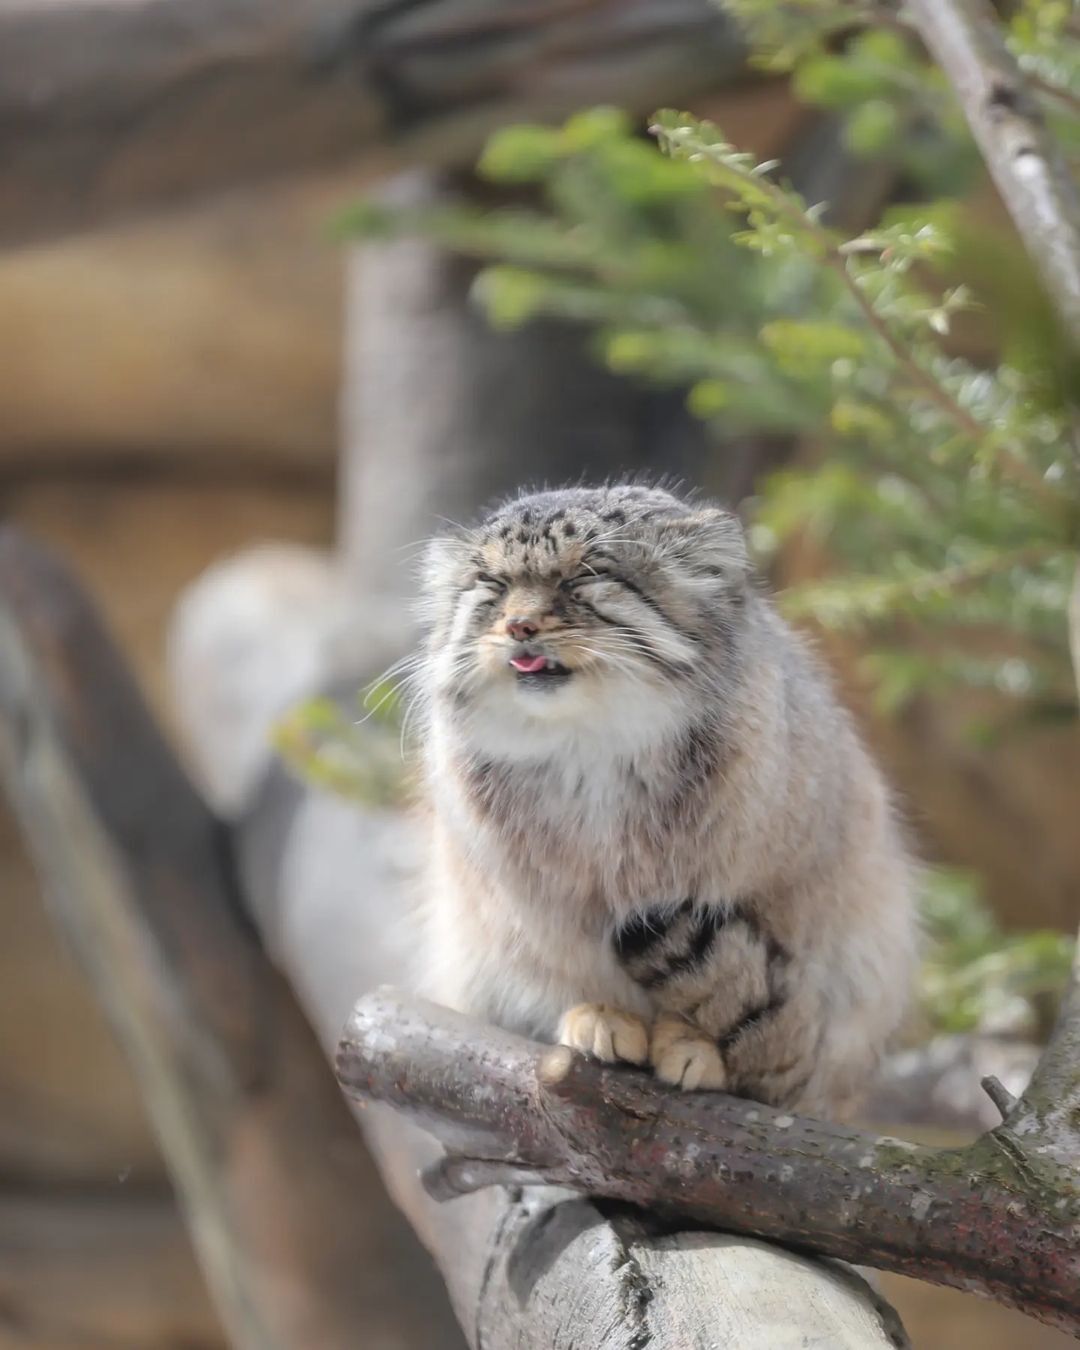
[446,669,691,762]
[509,659,574,693]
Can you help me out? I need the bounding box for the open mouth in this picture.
[509,651,572,688]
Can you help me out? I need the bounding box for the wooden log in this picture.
[0,0,743,247]
[0,526,463,1350]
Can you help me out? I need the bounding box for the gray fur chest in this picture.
[460,744,718,917]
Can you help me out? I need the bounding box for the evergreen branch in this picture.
[654,114,1060,505]
[1027,69,1080,120]
[785,543,1062,627]
[818,248,984,438]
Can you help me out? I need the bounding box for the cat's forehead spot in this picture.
[478,501,602,571]
[470,486,688,579]
[478,520,588,579]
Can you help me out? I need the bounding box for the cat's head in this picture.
[418,484,752,755]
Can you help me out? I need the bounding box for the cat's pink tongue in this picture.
[510,653,548,673]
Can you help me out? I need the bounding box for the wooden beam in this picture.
[0,527,462,1350]
[0,0,743,247]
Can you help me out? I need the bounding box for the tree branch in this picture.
[979,1074,1018,1120]
[905,0,1080,348]
[337,986,1080,1337]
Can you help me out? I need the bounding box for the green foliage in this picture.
[720,2,977,192]
[342,84,1080,713]
[273,686,408,807]
[725,0,1080,175]
[920,867,1075,1036]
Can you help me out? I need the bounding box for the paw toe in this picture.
[610,1014,649,1065]
[650,1018,726,1091]
[557,1003,648,1065]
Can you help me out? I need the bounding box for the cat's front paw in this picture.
[650,1014,727,1091]
[557,1003,649,1065]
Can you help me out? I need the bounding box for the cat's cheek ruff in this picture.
[440,667,695,766]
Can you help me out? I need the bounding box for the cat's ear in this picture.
[654,508,751,586]
[416,532,477,625]
[420,531,473,588]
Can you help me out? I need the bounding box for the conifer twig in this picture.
[656,117,1061,504]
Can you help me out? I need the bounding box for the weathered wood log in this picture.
[336,984,1080,1337]
[0,527,463,1350]
[0,0,743,247]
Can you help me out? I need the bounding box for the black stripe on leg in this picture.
[643,908,728,987]
[738,908,791,969]
[714,926,790,1049]
[624,905,732,989]
[613,899,692,962]
[715,988,788,1051]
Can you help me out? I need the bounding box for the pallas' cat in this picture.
[411,483,916,1114]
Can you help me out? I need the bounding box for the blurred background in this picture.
[1,1,1078,1347]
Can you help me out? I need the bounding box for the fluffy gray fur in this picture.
[410,483,918,1114]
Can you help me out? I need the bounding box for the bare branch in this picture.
[864,1035,1039,1135]
[337,986,1080,1338]
[980,1074,1018,1120]
[906,0,1080,347]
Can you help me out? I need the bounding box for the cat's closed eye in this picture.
[474,572,506,591]
[558,572,600,592]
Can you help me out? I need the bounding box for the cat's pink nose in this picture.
[506,616,540,641]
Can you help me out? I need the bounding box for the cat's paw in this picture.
[650,1014,727,1091]
[557,1003,649,1065]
